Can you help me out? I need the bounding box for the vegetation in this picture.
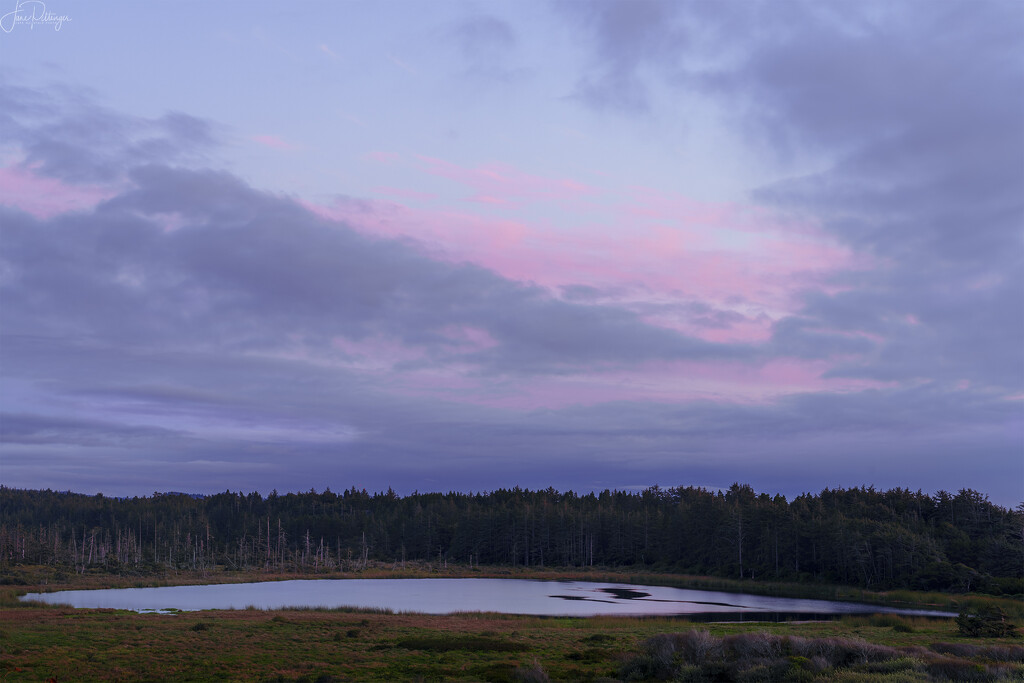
[616,628,1024,681]
[1,573,1020,682]
[2,484,1021,596]
[958,606,1019,638]
[1,563,1021,681]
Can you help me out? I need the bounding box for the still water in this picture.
[21,579,954,618]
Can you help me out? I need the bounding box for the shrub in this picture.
[512,658,550,683]
[617,653,656,681]
[925,657,991,681]
[469,663,516,683]
[677,628,721,664]
[810,636,899,666]
[644,633,683,678]
[957,606,1018,638]
[724,631,781,661]
[981,645,1024,662]
[931,642,981,658]
[857,657,921,674]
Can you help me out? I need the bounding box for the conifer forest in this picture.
[2,485,1021,595]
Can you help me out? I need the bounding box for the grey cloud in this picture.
[3,53,1021,507]
[0,413,188,448]
[0,80,217,183]
[767,315,876,360]
[560,0,681,112]
[446,14,523,84]
[452,15,515,60]
[2,164,747,377]
[563,0,1023,393]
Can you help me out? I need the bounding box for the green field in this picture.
[2,567,1021,682]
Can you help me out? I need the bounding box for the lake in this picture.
[20,579,955,618]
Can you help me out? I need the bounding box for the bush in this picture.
[512,658,550,683]
[931,642,981,658]
[724,631,781,661]
[957,606,1018,638]
[981,645,1024,662]
[678,629,721,664]
[617,653,656,681]
[924,657,991,681]
[857,657,921,674]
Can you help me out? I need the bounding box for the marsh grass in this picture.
[3,566,1022,681]
[617,629,1024,682]
[842,614,946,633]
[395,634,530,652]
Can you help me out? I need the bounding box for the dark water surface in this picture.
[20,579,956,618]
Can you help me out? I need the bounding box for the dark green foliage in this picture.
[395,635,529,652]
[616,630,1021,682]
[956,606,1019,638]
[468,662,518,683]
[1,484,1021,594]
[924,657,991,681]
[617,653,657,681]
[512,657,550,683]
[565,648,605,662]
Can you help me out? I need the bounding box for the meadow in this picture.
[2,566,1021,681]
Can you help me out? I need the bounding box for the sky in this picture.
[1,0,1022,507]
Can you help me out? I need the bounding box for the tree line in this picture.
[1,484,1020,594]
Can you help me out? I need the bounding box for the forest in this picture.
[1,484,1021,595]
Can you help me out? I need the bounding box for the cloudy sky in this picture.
[1,1,1021,506]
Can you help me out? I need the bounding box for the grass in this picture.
[1,565,1020,681]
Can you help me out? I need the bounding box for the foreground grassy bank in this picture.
[1,566,1021,681]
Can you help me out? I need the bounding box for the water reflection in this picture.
[21,579,955,618]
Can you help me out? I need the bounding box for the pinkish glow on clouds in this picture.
[252,135,299,151]
[308,157,861,344]
[364,151,401,164]
[0,165,115,218]
[417,156,595,206]
[369,186,439,202]
[381,357,893,411]
[3,1,1020,505]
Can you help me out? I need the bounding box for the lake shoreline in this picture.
[19,577,960,617]
[4,563,1020,619]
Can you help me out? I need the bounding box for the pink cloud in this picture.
[307,188,862,346]
[306,156,871,350]
[364,151,401,164]
[470,195,511,206]
[0,165,114,218]
[252,135,299,151]
[417,156,595,207]
[369,186,438,202]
